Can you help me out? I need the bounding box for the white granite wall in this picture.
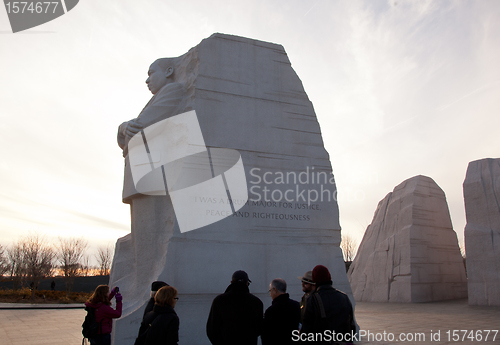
[464,158,500,306]
[348,175,467,303]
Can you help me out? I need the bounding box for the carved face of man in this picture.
[146,61,173,94]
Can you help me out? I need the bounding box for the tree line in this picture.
[0,232,113,299]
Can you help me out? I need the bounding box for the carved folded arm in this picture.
[117,82,185,154]
[117,122,128,150]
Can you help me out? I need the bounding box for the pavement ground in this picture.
[354,299,500,345]
[0,299,499,345]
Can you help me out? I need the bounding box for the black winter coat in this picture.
[206,282,263,345]
[136,304,179,345]
[143,297,155,317]
[301,284,355,344]
[261,293,301,345]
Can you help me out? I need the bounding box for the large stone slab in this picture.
[464,158,500,306]
[110,33,352,345]
[348,175,467,303]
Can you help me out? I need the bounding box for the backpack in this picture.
[134,313,160,345]
[311,291,356,344]
[82,306,102,343]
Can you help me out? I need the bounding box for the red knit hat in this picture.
[312,265,332,284]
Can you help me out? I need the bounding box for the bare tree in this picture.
[459,239,466,259]
[459,239,467,273]
[81,254,91,277]
[340,234,358,262]
[58,237,88,294]
[95,245,113,276]
[0,244,9,277]
[7,242,27,290]
[20,233,55,299]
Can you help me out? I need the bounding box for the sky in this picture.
[0,0,499,259]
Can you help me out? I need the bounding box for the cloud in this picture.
[0,0,499,251]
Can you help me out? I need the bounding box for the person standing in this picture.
[137,285,179,345]
[85,285,123,345]
[143,281,169,316]
[301,265,355,344]
[206,270,263,345]
[134,281,170,345]
[298,271,316,324]
[262,278,301,345]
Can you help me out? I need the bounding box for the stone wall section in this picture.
[348,175,467,302]
[464,158,500,306]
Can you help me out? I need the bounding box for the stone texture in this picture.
[348,175,467,303]
[464,158,500,306]
[110,33,352,345]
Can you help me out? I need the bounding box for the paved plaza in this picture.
[0,304,85,345]
[0,299,499,344]
[354,299,500,344]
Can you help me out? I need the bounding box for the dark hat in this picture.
[231,270,251,283]
[298,271,315,285]
[312,265,332,284]
[151,281,168,292]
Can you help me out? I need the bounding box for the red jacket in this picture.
[85,299,122,334]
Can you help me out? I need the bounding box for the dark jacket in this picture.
[262,293,301,345]
[300,292,313,323]
[206,282,263,345]
[301,283,355,344]
[143,297,155,317]
[137,304,179,345]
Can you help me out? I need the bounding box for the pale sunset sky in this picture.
[0,0,499,257]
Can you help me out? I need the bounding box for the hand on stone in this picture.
[125,120,143,139]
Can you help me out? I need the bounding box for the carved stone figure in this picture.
[348,175,467,303]
[118,57,189,200]
[110,33,352,345]
[464,158,500,306]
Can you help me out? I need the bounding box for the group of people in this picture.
[85,265,355,345]
[206,265,355,345]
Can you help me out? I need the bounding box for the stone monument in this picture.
[348,175,467,303]
[110,33,353,345]
[464,158,500,306]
